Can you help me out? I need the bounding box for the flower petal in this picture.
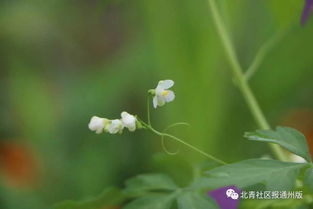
[153,96,158,108]
[108,119,123,134]
[95,128,103,134]
[157,96,166,106]
[88,116,105,134]
[157,80,174,89]
[127,123,136,132]
[121,111,128,118]
[164,90,175,102]
[155,86,164,96]
[121,111,137,132]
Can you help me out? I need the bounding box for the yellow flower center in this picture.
[161,90,169,96]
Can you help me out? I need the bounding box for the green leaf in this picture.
[193,159,306,191]
[245,126,312,162]
[53,187,124,209]
[241,199,306,209]
[304,167,313,192]
[122,193,176,209]
[177,192,219,209]
[124,174,178,196]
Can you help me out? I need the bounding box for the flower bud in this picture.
[107,119,123,134]
[121,111,137,132]
[148,89,156,96]
[88,116,108,134]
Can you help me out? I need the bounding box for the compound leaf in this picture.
[193,159,306,191]
[245,126,311,162]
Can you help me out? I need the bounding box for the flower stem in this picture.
[161,132,227,165]
[207,0,289,161]
[244,31,284,80]
[139,119,227,165]
[147,95,151,125]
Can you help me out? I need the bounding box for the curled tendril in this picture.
[160,122,190,155]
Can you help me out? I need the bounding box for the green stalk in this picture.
[244,31,284,80]
[147,95,151,125]
[207,0,289,162]
[139,119,227,165]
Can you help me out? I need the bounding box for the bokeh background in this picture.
[0,0,313,208]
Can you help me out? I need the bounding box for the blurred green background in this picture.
[0,0,313,208]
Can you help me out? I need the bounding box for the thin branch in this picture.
[207,0,289,162]
[245,31,285,80]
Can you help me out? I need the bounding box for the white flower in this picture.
[88,116,108,134]
[153,80,175,108]
[121,111,137,132]
[107,119,124,134]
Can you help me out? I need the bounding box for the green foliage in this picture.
[177,192,218,209]
[123,174,179,209]
[124,174,178,197]
[123,173,218,209]
[304,167,313,192]
[122,193,176,209]
[245,126,312,162]
[193,159,307,190]
[53,156,311,209]
[53,125,313,209]
[241,199,308,209]
[3,1,312,209]
[53,187,125,209]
